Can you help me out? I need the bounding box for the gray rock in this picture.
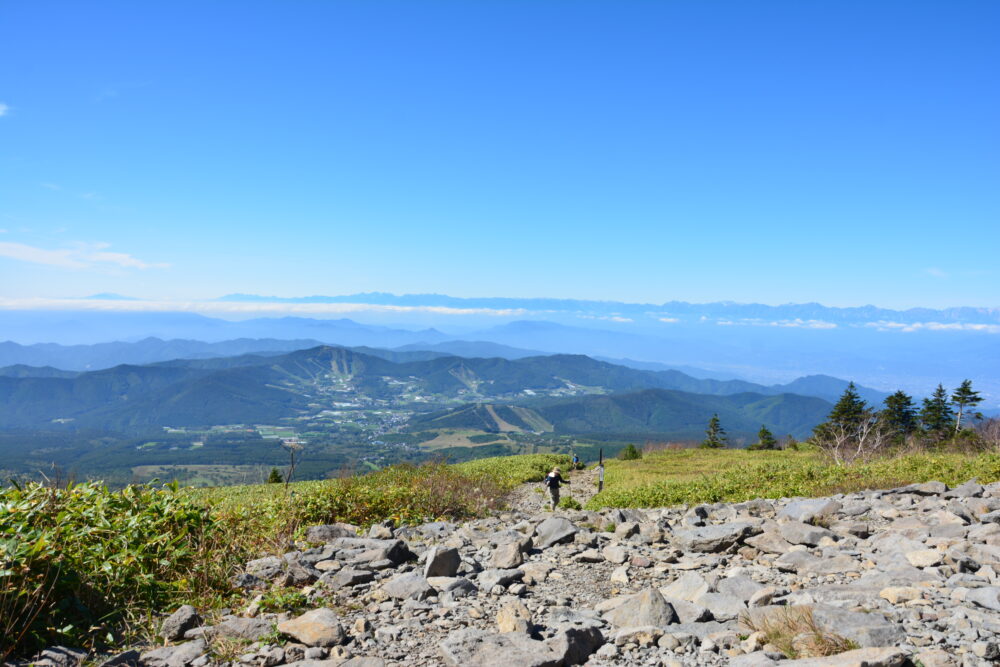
[778,498,843,523]
[160,605,202,642]
[809,605,905,647]
[490,542,524,569]
[320,567,374,590]
[277,608,346,647]
[779,520,836,546]
[140,639,208,667]
[329,537,412,564]
[534,517,578,549]
[478,568,524,591]
[662,596,713,623]
[602,587,678,628]
[32,647,88,667]
[781,646,909,666]
[672,522,757,552]
[693,592,746,622]
[98,650,140,667]
[211,617,274,640]
[745,531,794,555]
[602,544,628,564]
[438,628,561,667]
[717,575,764,602]
[966,586,1000,611]
[423,546,461,578]
[546,624,605,665]
[729,653,779,667]
[305,523,358,542]
[246,555,284,580]
[660,572,710,601]
[382,572,434,600]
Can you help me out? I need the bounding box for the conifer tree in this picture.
[700,414,728,449]
[882,390,917,438]
[827,382,868,429]
[951,379,983,432]
[748,425,778,450]
[920,384,955,437]
[267,467,283,483]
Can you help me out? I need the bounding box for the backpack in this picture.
[544,474,557,488]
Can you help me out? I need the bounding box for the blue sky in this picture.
[1,1,998,309]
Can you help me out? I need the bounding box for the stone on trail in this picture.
[746,530,794,555]
[693,592,747,622]
[321,567,375,591]
[381,572,434,600]
[496,600,532,633]
[966,586,1000,611]
[672,522,758,552]
[211,617,274,640]
[160,604,202,641]
[602,587,678,628]
[490,541,524,569]
[423,546,461,578]
[779,646,909,667]
[779,520,836,547]
[716,575,765,602]
[478,568,524,591]
[438,628,561,667]
[660,572,710,602]
[778,498,843,523]
[534,517,578,549]
[140,639,208,667]
[277,608,347,647]
[601,544,628,564]
[808,605,905,648]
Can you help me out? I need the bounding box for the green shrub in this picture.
[0,481,219,656]
[619,444,642,460]
[558,496,582,510]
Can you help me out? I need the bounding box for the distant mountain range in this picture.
[2,307,995,405]
[0,337,888,405]
[0,345,837,437]
[219,292,1000,325]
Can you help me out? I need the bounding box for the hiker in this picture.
[544,466,568,510]
[571,453,580,469]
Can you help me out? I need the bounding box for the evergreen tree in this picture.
[827,382,868,429]
[700,414,728,449]
[882,390,917,438]
[748,425,778,450]
[951,379,984,432]
[619,443,642,460]
[267,467,283,484]
[920,384,955,437]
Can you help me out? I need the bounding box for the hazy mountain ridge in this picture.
[219,292,1000,324]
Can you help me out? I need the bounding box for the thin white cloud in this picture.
[41,183,61,191]
[0,297,526,318]
[579,314,635,323]
[0,103,8,117]
[0,241,169,270]
[865,320,1000,334]
[712,317,837,329]
[658,317,679,323]
[924,267,948,279]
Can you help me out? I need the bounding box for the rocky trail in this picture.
[21,478,1000,667]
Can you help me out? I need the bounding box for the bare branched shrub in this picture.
[812,410,892,465]
[976,417,1000,451]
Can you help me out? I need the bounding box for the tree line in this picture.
[694,379,991,462]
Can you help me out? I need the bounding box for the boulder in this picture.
[478,568,524,591]
[780,646,909,666]
[602,587,678,628]
[490,542,524,569]
[305,524,358,542]
[423,546,462,578]
[778,498,843,523]
[140,639,208,667]
[160,605,202,641]
[779,521,836,547]
[381,572,434,600]
[438,628,561,667]
[534,517,578,549]
[278,608,346,647]
[672,522,757,552]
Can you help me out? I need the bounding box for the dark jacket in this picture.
[545,473,567,488]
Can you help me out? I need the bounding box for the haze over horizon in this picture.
[2,2,999,310]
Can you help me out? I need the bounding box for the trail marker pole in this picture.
[597,448,604,493]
